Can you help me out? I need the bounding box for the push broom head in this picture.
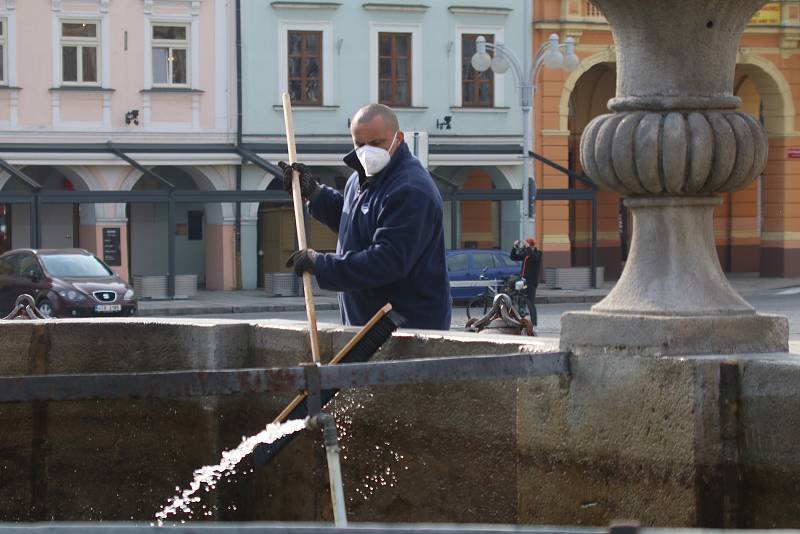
[337,308,405,365]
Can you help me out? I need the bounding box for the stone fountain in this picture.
[561,0,789,356]
[3,2,800,530]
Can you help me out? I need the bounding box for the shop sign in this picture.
[102,227,121,266]
[787,148,800,159]
[751,3,781,25]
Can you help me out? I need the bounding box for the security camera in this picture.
[125,109,140,126]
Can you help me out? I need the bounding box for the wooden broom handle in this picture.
[282,92,321,364]
[273,303,393,424]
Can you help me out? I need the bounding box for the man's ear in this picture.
[389,130,405,155]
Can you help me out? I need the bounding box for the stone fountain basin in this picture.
[0,318,799,527]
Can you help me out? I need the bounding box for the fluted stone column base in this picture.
[560,196,789,356]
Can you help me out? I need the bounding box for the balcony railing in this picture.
[560,0,800,26]
[584,1,603,19]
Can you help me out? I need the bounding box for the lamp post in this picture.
[471,33,579,241]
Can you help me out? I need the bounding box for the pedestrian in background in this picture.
[510,238,542,329]
[279,103,452,330]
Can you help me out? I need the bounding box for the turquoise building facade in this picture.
[239,0,527,288]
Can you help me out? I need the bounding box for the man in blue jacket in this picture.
[278,103,452,330]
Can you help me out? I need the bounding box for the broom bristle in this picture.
[340,311,404,364]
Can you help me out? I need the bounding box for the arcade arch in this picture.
[126,165,226,287]
[558,51,794,278]
[0,165,98,253]
[432,165,517,251]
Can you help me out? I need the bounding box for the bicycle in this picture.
[466,272,528,320]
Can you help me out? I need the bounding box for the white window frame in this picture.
[454,25,505,108]
[143,14,198,91]
[150,23,190,88]
[370,22,422,108]
[59,18,101,86]
[278,20,333,107]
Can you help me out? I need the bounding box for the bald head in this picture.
[350,103,404,156]
[351,103,399,132]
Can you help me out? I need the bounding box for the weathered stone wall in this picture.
[1,319,799,527]
[0,319,552,523]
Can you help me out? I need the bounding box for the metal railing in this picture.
[0,523,632,534]
[0,352,569,405]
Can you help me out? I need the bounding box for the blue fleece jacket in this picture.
[308,142,452,330]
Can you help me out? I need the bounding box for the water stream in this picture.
[154,418,307,525]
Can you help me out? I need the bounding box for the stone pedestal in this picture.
[561,197,788,356]
[561,0,788,356]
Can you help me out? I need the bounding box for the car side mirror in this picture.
[27,270,41,283]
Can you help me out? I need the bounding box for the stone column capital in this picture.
[581,111,767,196]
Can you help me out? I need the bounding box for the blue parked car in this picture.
[446,249,521,301]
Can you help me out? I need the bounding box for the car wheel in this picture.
[37,299,54,318]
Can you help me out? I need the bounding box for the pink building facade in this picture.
[0,0,239,290]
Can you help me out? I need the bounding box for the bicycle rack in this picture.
[1,294,48,321]
[465,292,534,336]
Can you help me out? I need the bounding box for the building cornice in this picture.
[270,1,341,9]
[362,3,429,13]
[447,5,511,16]
[144,0,202,16]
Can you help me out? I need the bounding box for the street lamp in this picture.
[472,33,579,241]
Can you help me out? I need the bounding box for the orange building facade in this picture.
[534,1,800,278]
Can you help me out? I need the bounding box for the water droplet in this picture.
[153,419,306,523]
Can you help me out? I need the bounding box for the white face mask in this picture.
[355,132,398,176]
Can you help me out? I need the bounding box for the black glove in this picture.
[278,161,320,200]
[285,248,318,277]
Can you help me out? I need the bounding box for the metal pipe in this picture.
[29,191,37,248]
[235,145,284,177]
[0,523,611,533]
[235,165,242,290]
[235,0,243,147]
[307,413,348,527]
[106,142,175,190]
[524,0,533,240]
[235,0,244,290]
[167,192,176,298]
[0,352,570,404]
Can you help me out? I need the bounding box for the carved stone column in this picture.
[561,0,789,356]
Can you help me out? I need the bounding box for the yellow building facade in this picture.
[534,1,800,278]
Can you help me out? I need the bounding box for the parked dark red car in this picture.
[0,249,137,318]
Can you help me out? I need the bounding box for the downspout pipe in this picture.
[234,0,243,289]
[306,413,348,527]
[235,0,243,147]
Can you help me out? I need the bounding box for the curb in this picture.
[138,295,605,316]
[538,294,605,304]
[138,303,340,317]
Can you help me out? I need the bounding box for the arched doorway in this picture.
[565,62,623,278]
[126,166,208,286]
[255,166,341,287]
[0,166,95,252]
[724,55,794,276]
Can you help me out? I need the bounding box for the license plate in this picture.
[95,304,121,313]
